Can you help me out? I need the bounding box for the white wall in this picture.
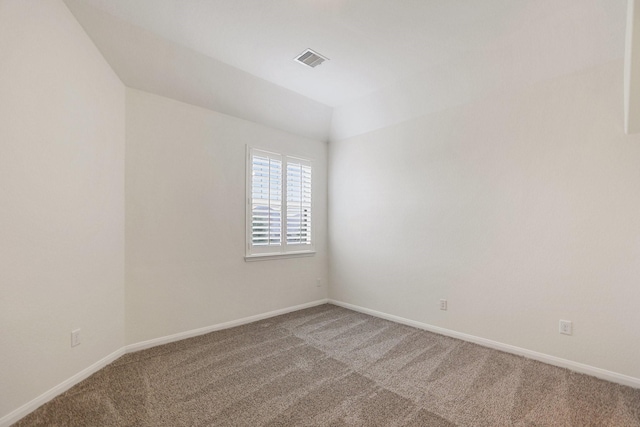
[329,60,640,380]
[0,0,125,421]
[125,89,328,345]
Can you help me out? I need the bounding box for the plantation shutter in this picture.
[247,147,314,258]
[286,157,312,246]
[250,149,282,248]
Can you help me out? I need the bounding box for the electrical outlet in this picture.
[559,320,572,335]
[71,329,81,347]
[316,278,322,288]
[439,299,447,311]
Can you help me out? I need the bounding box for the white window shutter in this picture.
[247,147,313,258]
[286,157,312,246]
[251,150,282,248]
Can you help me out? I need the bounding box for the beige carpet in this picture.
[14,304,640,426]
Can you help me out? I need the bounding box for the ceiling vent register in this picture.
[294,49,328,68]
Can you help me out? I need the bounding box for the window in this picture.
[246,147,313,260]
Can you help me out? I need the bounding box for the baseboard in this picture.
[1,298,329,427]
[125,298,330,353]
[329,299,640,390]
[0,347,125,427]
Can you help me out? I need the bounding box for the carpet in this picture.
[14,304,640,426]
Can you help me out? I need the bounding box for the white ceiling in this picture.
[67,0,627,108]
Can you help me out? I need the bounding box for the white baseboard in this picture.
[1,298,329,427]
[0,347,125,427]
[124,299,330,353]
[329,299,640,390]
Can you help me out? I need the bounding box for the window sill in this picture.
[244,251,316,262]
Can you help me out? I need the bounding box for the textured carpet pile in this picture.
[14,304,640,426]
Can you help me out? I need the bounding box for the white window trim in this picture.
[244,251,316,262]
[245,146,315,261]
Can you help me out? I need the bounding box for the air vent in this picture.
[294,49,329,68]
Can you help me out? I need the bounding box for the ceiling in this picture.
[65,0,627,108]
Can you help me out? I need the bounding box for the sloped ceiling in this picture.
[64,0,627,140]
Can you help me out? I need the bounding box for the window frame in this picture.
[245,146,315,261]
